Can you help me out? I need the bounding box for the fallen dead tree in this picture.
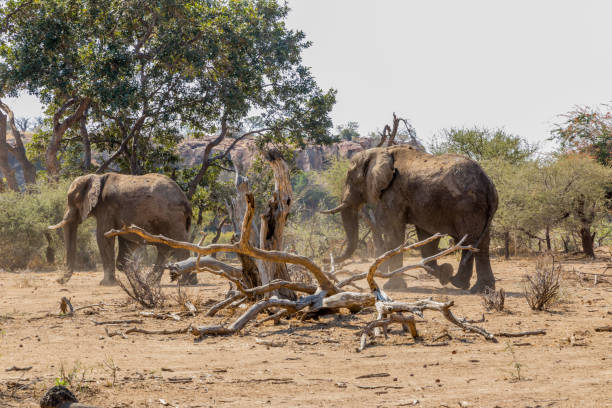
[106,193,546,350]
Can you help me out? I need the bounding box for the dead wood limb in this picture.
[358,314,418,352]
[495,330,546,337]
[74,303,105,312]
[92,319,143,326]
[60,297,74,315]
[106,194,340,295]
[124,326,192,335]
[168,256,242,280]
[255,309,288,326]
[377,299,497,342]
[192,292,327,340]
[366,234,477,292]
[594,326,612,332]
[206,293,245,317]
[5,366,32,372]
[255,338,287,347]
[139,311,181,321]
[104,327,127,339]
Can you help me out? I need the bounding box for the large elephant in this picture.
[324,145,498,293]
[49,173,194,286]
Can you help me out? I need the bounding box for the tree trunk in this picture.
[47,98,90,180]
[0,111,19,191]
[575,194,596,258]
[504,231,510,260]
[579,226,595,258]
[0,100,36,185]
[259,149,296,300]
[545,226,551,251]
[229,169,263,291]
[80,110,91,170]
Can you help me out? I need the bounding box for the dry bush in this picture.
[172,285,205,310]
[523,255,561,311]
[481,287,505,311]
[117,257,165,308]
[287,264,314,285]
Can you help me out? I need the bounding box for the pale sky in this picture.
[7,1,612,150]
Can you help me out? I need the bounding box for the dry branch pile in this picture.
[106,194,545,351]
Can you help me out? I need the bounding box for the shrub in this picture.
[481,287,505,311]
[0,180,97,271]
[523,256,561,311]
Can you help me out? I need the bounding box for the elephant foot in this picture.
[449,274,471,291]
[383,276,407,291]
[437,263,453,285]
[469,280,495,294]
[99,277,119,286]
[178,272,198,286]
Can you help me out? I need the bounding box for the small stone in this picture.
[458,401,469,407]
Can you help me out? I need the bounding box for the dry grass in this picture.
[481,287,505,311]
[523,255,561,311]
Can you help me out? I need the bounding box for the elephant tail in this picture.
[474,179,498,250]
[459,180,498,268]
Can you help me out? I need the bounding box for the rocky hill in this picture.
[177,136,424,172]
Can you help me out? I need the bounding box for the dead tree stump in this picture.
[259,149,296,300]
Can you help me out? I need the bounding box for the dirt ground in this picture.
[1,254,611,408]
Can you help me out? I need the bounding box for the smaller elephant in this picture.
[49,173,195,286]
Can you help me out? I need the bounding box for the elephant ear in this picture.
[365,151,395,203]
[81,175,101,222]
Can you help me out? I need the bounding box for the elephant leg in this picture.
[415,227,453,285]
[97,227,117,286]
[116,238,140,273]
[176,248,198,285]
[469,230,495,294]
[450,249,474,290]
[146,245,170,285]
[382,224,407,290]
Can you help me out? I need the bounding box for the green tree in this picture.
[431,127,537,164]
[336,121,360,141]
[0,0,336,188]
[539,155,611,257]
[551,104,612,166]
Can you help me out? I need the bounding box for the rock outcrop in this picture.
[177,136,424,172]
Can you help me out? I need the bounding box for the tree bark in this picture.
[0,100,36,185]
[259,149,296,300]
[79,109,91,170]
[47,98,90,180]
[545,226,551,251]
[575,195,596,258]
[0,111,19,191]
[504,231,510,260]
[579,226,595,258]
[229,168,263,290]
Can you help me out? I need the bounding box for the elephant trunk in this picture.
[64,221,78,273]
[335,206,359,263]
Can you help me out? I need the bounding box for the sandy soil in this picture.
[1,254,611,408]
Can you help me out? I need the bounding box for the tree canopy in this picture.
[0,0,336,182]
[430,127,537,164]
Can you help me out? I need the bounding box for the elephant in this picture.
[49,173,195,286]
[323,145,498,293]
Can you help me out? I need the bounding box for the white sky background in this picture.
[6,1,612,150]
[286,0,612,149]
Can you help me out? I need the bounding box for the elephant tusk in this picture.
[320,203,349,214]
[48,219,69,230]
